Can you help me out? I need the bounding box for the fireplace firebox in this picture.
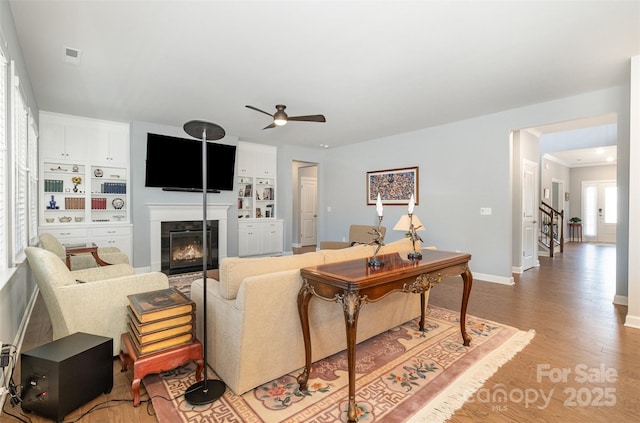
[161,220,218,275]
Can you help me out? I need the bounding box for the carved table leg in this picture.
[341,291,363,423]
[460,268,473,346]
[419,292,426,331]
[296,281,314,390]
[131,378,142,407]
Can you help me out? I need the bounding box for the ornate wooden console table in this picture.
[297,249,472,423]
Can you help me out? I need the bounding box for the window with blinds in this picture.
[11,61,28,265]
[0,50,7,271]
[28,113,38,245]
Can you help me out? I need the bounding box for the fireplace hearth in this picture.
[161,220,218,275]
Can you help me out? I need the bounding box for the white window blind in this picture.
[28,112,38,245]
[0,50,7,270]
[11,61,28,264]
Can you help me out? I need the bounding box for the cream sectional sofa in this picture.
[190,238,430,395]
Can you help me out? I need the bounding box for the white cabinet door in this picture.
[253,144,277,177]
[260,221,283,254]
[87,127,110,163]
[40,122,67,160]
[236,142,255,176]
[88,127,129,165]
[91,225,132,259]
[41,121,87,161]
[108,130,129,164]
[64,125,88,162]
[238,223,262,257]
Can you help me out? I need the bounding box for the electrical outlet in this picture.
[480,208,492,215]
[1,344,11,368]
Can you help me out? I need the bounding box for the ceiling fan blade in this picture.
[287,114,326,123]
[263,122,276,130]
[246,105,274,117]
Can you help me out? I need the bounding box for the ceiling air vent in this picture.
[64,46,81,64]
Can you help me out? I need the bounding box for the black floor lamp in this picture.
[183,120,226,404]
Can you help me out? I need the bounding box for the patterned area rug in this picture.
[144,306,534,423]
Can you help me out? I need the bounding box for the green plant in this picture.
[569,217,582,223]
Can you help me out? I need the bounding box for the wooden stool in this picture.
[119,333,204,406]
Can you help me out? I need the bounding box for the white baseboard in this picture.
[1,287,39,408]
[624,314,640,329]
[474,272,514,285]
[613,295,628,306]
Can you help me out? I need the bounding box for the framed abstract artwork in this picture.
[366,166,419,205]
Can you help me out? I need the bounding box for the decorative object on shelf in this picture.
[368,193,385,267]
[71,176,82,192]
[50,166,67,172]
[113,215,126,221]
[72,165,79,172]
[256,207,262,218]
[58,216,72,223]
[75,217,84,222]
[45,218,54,223]
[182,119,227,405]
[366,166,418,205]
[94,168,104,177]
[112,198,125,209]
[47,195,59,210]
[393,194,425,260]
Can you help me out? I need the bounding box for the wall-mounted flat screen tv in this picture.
[145,133,236,192]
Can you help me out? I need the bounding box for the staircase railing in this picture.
[539,201,564,257]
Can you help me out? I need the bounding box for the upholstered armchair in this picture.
[25,246,170,355]
[319,224,387,250]
[39,233,130,270]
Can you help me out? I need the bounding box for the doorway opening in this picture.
[511,113,618,275]
[292,161,318,249]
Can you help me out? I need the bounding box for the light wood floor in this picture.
[2,242,639,422]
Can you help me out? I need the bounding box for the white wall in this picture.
[0,0,39,377]
[317,86,630,293]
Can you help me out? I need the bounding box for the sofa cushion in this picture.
[319,243,376,264]
[218,252,323,300]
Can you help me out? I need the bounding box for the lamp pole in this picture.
[183,120,226,404]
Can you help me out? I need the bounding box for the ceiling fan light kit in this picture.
[246,104,326,130]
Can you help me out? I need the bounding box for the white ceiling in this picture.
[544,145,617,168]
[8,1,640,149]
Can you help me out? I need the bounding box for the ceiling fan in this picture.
[245,104,326,130]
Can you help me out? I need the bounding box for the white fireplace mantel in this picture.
[148,203,230,272]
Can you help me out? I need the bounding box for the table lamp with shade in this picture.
[393,194,424,260]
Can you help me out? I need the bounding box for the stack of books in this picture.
[126,288,196,356]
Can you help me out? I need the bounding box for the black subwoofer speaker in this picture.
[20,332,113,422]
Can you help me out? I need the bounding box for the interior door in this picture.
[522,160,538,271]
[300,177,318,246]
